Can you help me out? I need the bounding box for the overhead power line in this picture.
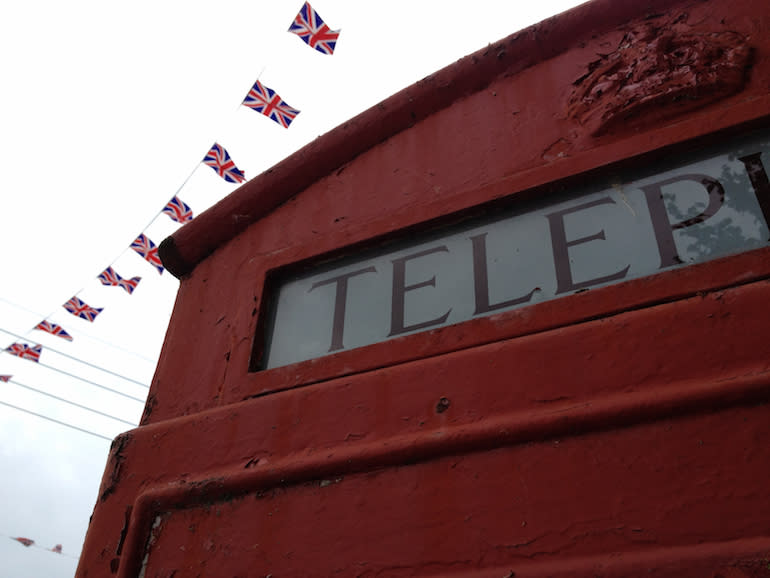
[0,399,113,441]
[0,348,146,403]
[34,360,147,403]
[0,327,149,389]
[4,377,138,426]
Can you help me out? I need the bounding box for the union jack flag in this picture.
[5,343,42,363]
[51,544,63,554]
[13,537,35,547]
[98,266,141,294]
[130,234,164,274]
[34,320,73,341]
[162,196,194,223]
[242,80,301,128]
[63,296,103,322]
[288,2,340,55]
[202,143,246,183]
[0,375,11,382]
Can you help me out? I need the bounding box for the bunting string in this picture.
[2,376,137,426]
[0,327,148,388]
[1,346,145,402]
[0,398,113,441]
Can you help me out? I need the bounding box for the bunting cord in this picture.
[18,258,171,354]
[43,195,188,309]
[82,160,204,280]
[3,377,137,427]
[135,161,203,237]
[31,361,146,402]
[0,327,149,389]
[0,398,113,441]
[0,349,146,403]
[236,65,268,112]
[6,168,186,365]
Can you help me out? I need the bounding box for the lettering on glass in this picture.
[261,134,770,369]
[308,266,377,352]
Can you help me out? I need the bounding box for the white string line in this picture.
[0,398,114,441]
[0,327,149,388]
[3,377,138,426]
[134,162,203,237]
[0,349,146,403]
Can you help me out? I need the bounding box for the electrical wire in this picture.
[4,377,137,426]
[0,327,149,388]
[2,351,149,406]
[0,349,146,403]
[0,399,113,441]
[32,361,146,402]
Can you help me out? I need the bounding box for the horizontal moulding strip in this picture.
[115,367,770,578]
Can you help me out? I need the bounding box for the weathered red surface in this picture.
[78,0,770,575]
[129,405,770,577]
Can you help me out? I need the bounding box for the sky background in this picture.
[0,1,586,575]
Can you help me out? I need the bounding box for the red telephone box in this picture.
[78,0,770,575]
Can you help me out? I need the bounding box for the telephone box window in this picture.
[260,132,770,370]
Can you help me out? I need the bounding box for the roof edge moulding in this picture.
[160,0,721,278]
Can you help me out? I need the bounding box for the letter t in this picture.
[309,266,377,352]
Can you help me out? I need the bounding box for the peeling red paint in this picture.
[567,14,753,135]
[78,0,770,575]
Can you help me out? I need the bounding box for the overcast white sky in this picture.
[0,1,586,574]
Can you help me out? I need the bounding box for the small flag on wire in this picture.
[12,537,35,547]
[98,266,141,294]
[202,143,246,183]
[130,234,164,274]
[63,296,103,322]
[51,544,63,554]
[5,343,42,363]
[162,196,194,223]
[242,80,301,128]
[0,375,11,382]
[289,2,340,55]
[34,320,73,341]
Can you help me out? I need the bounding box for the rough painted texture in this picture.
[137,407,770,577]
[78,0,770,575]
[567,16,753,135]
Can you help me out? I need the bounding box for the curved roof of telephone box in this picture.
[159,0,675,278]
